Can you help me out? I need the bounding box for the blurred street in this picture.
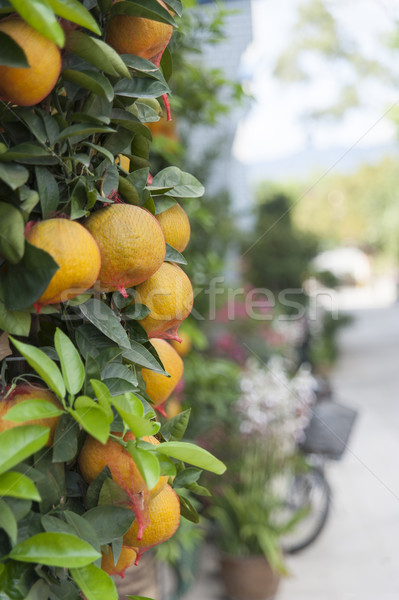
[183,303,399,600]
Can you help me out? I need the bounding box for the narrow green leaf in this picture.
[178,494,200,523]
[0,498,17,544]
[0,426,49,475]
[114,77,169,99]
[9,336,65,398]
[123,341,168,374]
[0,202,25,264]
[156,442,226,474]
[126,442,160,490]
[81,142,114,164]
[9,532,101,567]
[90,379,114,422]
[165,243,187,265]
[160,409,190,441]
[0,30,29,67]
[112,394,159,437]
[4,398,64,422]
[62,70,114,102]
[35,166,59,219]
[52,413,79,462]
[80,299,131,350]
[47,0,101,35]
[0,471,41,501]
[9,0,65,47]
[66,30,130,78]
[69,400,110,444]
[110,0,176,26]
[55,123,116,142]
[71,563,118,600]
[0,142,56,164]
[54,328,85,395]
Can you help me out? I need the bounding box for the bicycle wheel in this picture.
[278,467,331,554]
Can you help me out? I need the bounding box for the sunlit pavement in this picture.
[182,300,399,600]
[279,302,399,600]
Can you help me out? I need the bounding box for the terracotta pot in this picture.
[219,554,280,600]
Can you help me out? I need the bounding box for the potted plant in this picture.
[209,357,316,600]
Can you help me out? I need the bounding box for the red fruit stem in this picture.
[162,93,172,121]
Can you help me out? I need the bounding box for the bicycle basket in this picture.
[300,401,358,459]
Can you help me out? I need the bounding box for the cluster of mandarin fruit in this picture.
[0,1,197,579]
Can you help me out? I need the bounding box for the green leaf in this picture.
[81,142,114,164]
[0,162,29,190]
[122,303,150,321]
[47,0,101,35]
[165,243,187,265]
[71,564,118,600]
[56,123,116,142]
[178,494,200,523]
[0,426,49,475]
[9,532,101,567]
[69,399,110,445]
[80,299,131,350]
[0,142,56,164]
[1,241,59,311]
[86,466,112,509]
[9,336,65,398]
[90,379,114,422]
[114,77,169,99]
[101,363,138,388]
[110,0,176,26]
[154,196,176,214]
[24,579,50,600]
[126,442,160,491]
[0,202,25,264]
[98,478,130,507]
[9,0,65,47]
[118,175,140,205]
[62,70,114,102]
[52,413,79,462]
[0,471,41,501]
[156,442,226,474]
[83,506,134,545]
[35,166,59,219]
[164,0,182,17]
[0,30,29,67]
[152,167,205,198]
[0,498,17,544]
[64,511,100,552]
[42,514,75,535]
[173,467,202,488]
[161,409,190,441]
[4,398,64,422]
[54,328,85,395]
[112,394,159,437]
[66,30,130,78]
[123,341,168,374]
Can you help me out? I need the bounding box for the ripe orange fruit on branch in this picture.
[78,431,168,497]
[170,331,192,357]
[142,339,183,408]
[123,484,180,549]
[135,262,193,341]
[0,384,62,446]
[0,18,61,106]
[101,545,137,576]
[26,218,101,308]
[156,204,190,252]
[106,0,173,62]
[84,204,165,297]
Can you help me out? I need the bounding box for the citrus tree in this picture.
[0,1,226,598]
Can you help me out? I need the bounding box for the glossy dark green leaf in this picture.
[118,176,140,205]
[0,426,49,475]
[0,162,29,190]
[4,398,64,422]
[9,532,101,567]
[35,166,59,219]
[153,196,177,214]
[9,0,65,46]
[114,78,169,99]
[69,400,110,445]
[86,466,112,509]
[54,328,85,395]
[42,514,75,535]
[160,409,190,441]
[152,167,205,198]
[0,471,41,501]
[98,478,130,507]
[101,363,138,388]
[165,243,187,265]
[110,0,176,26]
[24,579,50,600]
[0,30,28,67]
[9,336,65,398]
[66,30,130,78]
[80,299,131,349]
[0,142,56,164]
[0,498,17,544]
[19,187,40,219]
[47,0,101,35]
[52,413,79,462]
[126,442,160,490]
[163,0,182,17]
[55,123,116,142]
[62,70,114,102]
[83,506,134,545]
[156,441,226,474]
[122,303,150,321]
[0,296,30,336]
[0,202,25,264]
[2,241,59,311]
[64,511,100,551]
[178,494,200,523]
[81,142,114,164]
[123,341,168,374]
[71,564,118,600]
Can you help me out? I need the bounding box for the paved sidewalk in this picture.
[183,304,399,600]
